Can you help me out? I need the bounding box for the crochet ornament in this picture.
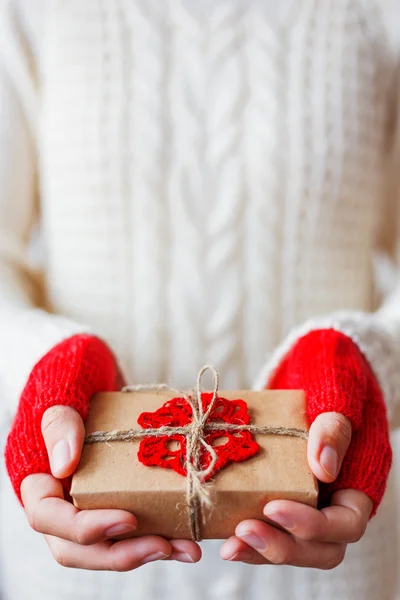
[137,393,260,479]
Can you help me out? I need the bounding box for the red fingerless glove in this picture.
[268,329,392,516]
[5,334,123,503]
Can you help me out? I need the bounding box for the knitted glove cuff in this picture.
[5,334,121,503]
[268,328,392,516]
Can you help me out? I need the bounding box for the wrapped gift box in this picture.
[71,388,318,540]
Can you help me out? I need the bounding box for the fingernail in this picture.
[229,550,253,562]
[235,527,266,551]
[51,440,70,475]
[172,552,195,563]
[142,551,170,565]
[320,445,338,479]
[105,523,136,538]
[264,511,295,531]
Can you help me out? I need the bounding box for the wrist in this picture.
[267,327,391,516]
[5,333,122,502]
[268,328,370,430]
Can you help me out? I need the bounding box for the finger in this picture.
[45,535,172,571]
[41,405,85,478]
[308,412,352,482]
[168,539,202,563]
[220,536,269,564]
[263,489,372,543]
[22,474,137,544]
[226,520,346,569]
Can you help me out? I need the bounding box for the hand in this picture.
[220,329,391,568]
[220,412,373,568]
[21,405,201,570]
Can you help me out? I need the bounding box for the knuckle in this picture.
[42,406,67,437]
[25,506,40,533]
[110,561,129,572]
[73,513,90,546]
[322,547,346,570]
[349,521,366,543]
[52,546,70,568]
[74,531,89,546]
[109,551,130,572]
[74,529,92,546]
[327,414,352,445]
[301,527,321,542]
[268,548,291,566]
[45,537,73,569]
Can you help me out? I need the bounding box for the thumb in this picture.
[307,412,352,483]
[41,406,85,479]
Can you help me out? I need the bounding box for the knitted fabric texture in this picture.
[4,334,123,503]
[268,328,392,516]
[137,393,260,479]
[1,1,400,598]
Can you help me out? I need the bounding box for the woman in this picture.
[0,0,399,599]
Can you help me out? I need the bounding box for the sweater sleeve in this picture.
[0,1,90,419]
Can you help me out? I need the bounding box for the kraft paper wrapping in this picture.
[71,390,318,540]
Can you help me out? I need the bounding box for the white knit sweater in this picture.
[1,1,400,599]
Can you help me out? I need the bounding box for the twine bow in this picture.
[85,366,309,541]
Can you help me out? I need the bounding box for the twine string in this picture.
[85,366,308,541]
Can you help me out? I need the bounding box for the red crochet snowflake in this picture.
[137,393,260,480]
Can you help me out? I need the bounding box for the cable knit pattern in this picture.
[168,1,208,381]
[242,8,284,384]
[125,0,170,382]
[1,1,400,599]
[204,2,247,386]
